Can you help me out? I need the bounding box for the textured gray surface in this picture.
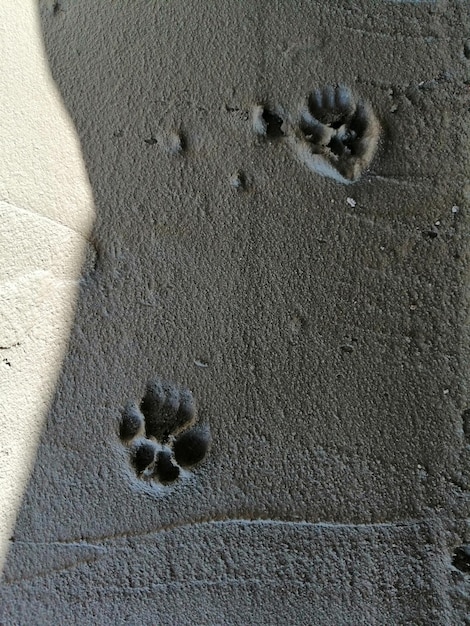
[1,0,470,623]
[0,521,458,624]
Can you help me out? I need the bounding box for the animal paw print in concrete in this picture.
[295,85,380,184]
[119,379,211,484]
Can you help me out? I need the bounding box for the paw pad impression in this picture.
[295,85,380,184]
[120,379,211,484]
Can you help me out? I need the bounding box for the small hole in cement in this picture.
[452,545,470,573]
[262,109,284,139]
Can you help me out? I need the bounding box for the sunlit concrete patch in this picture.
[0,1,94,233]
[0,0,94,573]
[0,203,93,571]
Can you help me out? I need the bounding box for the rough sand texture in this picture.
[1,0,470,623]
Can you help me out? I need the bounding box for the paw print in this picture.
[119,379,211,484]
[295,85,380,184]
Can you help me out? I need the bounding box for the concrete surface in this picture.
[1,0,470,623]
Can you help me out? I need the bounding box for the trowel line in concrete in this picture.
[1,1,469,623]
